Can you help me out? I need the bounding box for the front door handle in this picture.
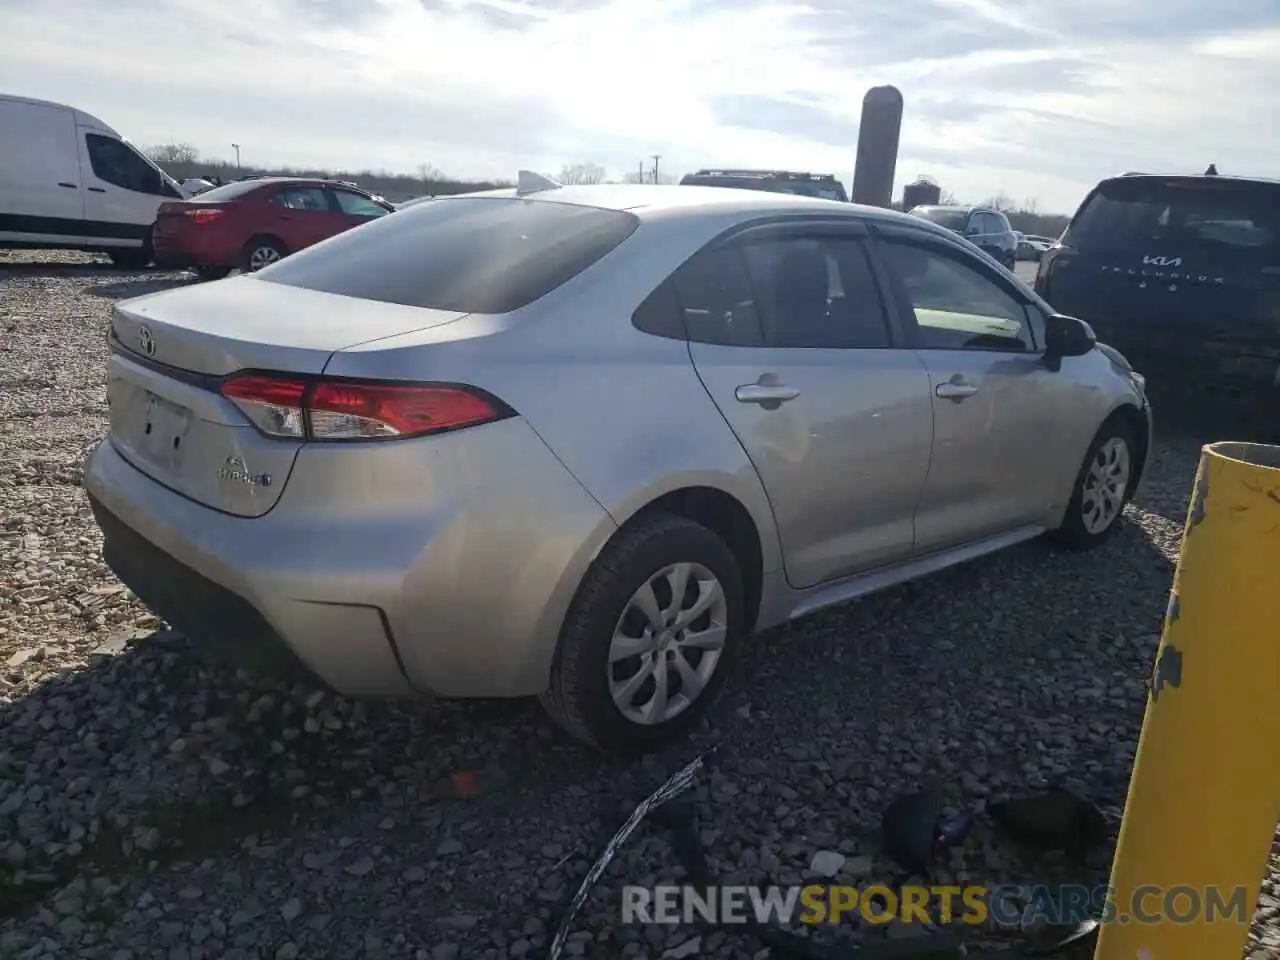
[735,384,800,405]
[935,381,979,400]
[57,182,77,189]
[87,187,106,193]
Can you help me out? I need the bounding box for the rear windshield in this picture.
[1065,178,1280,252]
[255,197,640,314]
[188,180,268,202]
[910,207,969,231]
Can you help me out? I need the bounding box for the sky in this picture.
[1,0,1276,214]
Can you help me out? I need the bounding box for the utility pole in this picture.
[650,154,661,184]
[638,161,644,184]
[231,143,241,173]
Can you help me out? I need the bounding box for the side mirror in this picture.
[1043,313,1096,371]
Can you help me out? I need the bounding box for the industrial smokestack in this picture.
[851,85,903,208]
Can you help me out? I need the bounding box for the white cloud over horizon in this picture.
[1,0,1276,213]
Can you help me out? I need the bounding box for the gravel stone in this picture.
[0,250,1277,958]
[808,850,845,878]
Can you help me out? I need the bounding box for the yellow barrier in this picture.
[1095,442,1280,959]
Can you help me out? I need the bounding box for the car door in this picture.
[266,186,346,251]
[684,219,935,590]
[871,224,1068,554]
[326,187,392,235]
[78,131,176,248]
[0,100,86,246]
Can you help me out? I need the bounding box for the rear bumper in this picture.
[82,418,616,699]
[153,234,240,269]
[89,493,335,686]
[151,246,199,269]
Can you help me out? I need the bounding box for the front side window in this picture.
[85,134,164,195]
[880,239,1033,352]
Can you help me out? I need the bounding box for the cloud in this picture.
[0,0,1276,213]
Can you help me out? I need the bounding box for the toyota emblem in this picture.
[138,325,156,357]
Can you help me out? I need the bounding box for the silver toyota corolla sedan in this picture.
[83,178,1152,753]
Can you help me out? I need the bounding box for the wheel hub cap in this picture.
[1080,437,1131,534]
[606,562,728,726]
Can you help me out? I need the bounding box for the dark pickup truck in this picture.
[679,169,848,202]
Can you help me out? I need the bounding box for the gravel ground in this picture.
[1,249,1277,959]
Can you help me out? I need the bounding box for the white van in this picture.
[0,94,189,266]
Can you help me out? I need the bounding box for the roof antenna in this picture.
[517,169,562,196]
[1204,163,1218,176]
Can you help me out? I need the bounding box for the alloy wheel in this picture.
[248,246,280,271]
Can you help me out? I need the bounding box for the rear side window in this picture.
[672,248,765,346]
[271,187,329,212]
[740,237,891,347]
[255,197,640,314]
[1065,179,1280,253]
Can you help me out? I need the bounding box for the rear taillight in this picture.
[219,374,510,441]
[1035,243,1071,293]
[186,208,225,226]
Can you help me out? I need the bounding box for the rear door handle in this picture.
[735,384,800,405]
[935,381,979,400]
[57,182,77,189]
[87,187,106,193]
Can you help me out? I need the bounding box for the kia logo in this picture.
[1142,255,1182,268]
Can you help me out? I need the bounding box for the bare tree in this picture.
[939,190,957,205]
[144,142,200,165]
[557,163,606,185]
[981,191,1015,212]
[417,162,443,185]
[1020,197,1040,215]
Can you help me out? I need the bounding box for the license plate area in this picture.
[135,391,193,472]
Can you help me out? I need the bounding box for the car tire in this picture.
[108,242,152,269]
[1049,419,1138,550]
[193,265,232,281]
[241,236,288,273]
[540,513,745,754]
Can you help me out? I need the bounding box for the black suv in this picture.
[679,169,848,202]
[906,204,1018,269]
[1035,173,1280,391]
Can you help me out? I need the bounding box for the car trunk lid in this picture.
[106,277,469,516]
[111,275,468,375]
[153,200,215,241]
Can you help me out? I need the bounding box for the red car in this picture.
[151,177,394,280]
